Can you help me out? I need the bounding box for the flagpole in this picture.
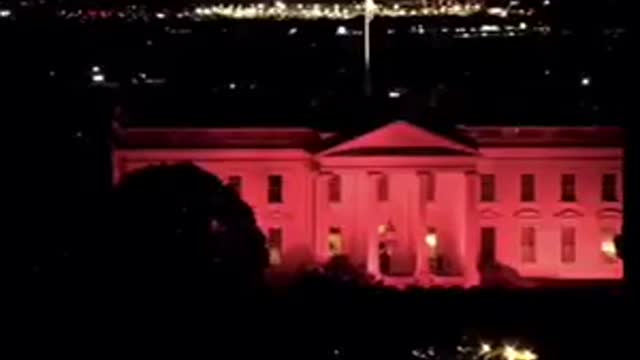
[363,0,375,97]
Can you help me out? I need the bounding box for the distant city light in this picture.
[288,27,298,35]
[92,73,105,83]
[503,346,518,360]
[486,7,508,17]
[0,9,11,18]
[388,90,401,98]
[229,82,237,90]
[479,343,491,354]
[581,76,591,86]
[543,0,551,6]
[481,24,500,32]
[544,69,551,76]
[155,12,166,19]
[49,70,55,77]
[519,22,528,30]
[91,65,101,73]
[336,25,348,36]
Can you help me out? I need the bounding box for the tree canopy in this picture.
[109,163,268,291]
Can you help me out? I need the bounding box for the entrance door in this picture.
[480,227,496,265]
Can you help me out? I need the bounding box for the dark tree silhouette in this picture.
[108,163,268,292]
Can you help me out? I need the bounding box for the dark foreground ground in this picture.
[19,276,627,360]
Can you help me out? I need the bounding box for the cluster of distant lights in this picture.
[1,0,548,21]
[193,2,486,20]
[409,342,537,360]
[41,3,534,22]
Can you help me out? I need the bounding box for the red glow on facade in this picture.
[114,121,624,287]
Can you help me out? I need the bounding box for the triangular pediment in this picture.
[319,121,477,157]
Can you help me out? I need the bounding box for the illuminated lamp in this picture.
[425,231,437,249]
[601,240,617,259]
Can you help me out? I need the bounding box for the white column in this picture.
[414,171,434,277]
[315,172,333,263]
[463,170,480,287]
[366,172,382,276]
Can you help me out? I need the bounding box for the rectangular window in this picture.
[561,226,576,263]
[521,226,537,263]
[328,227,343,255]
[480,227,496,265]
[268,175,283,204]
[328,175,341,203]
[480,174,496,202]
[521,174,535,202]
[601,174,618,202]
[267,227,283,265]
[228,175,242,196]
[426,173,436,202]
[561,174,576,202]
[377,175,389,202]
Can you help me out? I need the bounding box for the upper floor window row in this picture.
[479,173,620,203]
[226,175,285,204]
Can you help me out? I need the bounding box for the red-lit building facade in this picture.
[114,121,623,287]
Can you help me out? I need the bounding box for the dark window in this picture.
[521,227,537,263]
[228,176,242,196]
[521,174,535,202]
[377,175,389,202]
[561,226,576,263]
[561,174,576,202]
[480,174,496,202]
[480,227,496,265]
[602,174,618,202]
[268,175,283,203]
[267,227,283,265]
[426,173,436,202]
[328,175,341,203]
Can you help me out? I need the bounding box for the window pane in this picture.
[267,227,283,265]
[480,174,495,202]
[561,174,576,202]
[328,227,343,255]
[377,175,389,202]
[561,226,576,263]
[602,174,618,202]
[521,227,536,263]
[521,174,535,202]
[480,227,496,265]
[328,175,341,203]
[228,175,242,196]
[268,175,283,203]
